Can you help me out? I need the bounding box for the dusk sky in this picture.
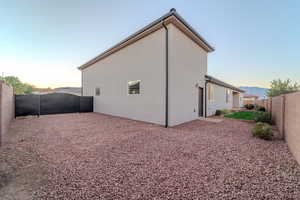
[1,0,299,88]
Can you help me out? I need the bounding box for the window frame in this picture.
[226,89,230,103]
[95,87,100,96]
[127,80,141,95]
[208,84,214,101]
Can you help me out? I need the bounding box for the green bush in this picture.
[215,110,222,116]
[244,104,254,110]
[252,122,273,140]
[215,109,231,116]
[256,105,266,112]
[221,109,231,114]
[254,111,272,124]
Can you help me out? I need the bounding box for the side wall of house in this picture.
[82,28,166,125]
[168,24,207,126]
[239,93,244,107]
[207,83,234,116]
[0,81,14,145]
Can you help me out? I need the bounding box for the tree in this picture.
[267,79,299,97]
[0,76,35,94]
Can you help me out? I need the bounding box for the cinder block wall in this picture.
[284,92,300,164]
[270,92,300,165]
[243,100,255,105]
[0,81,14,145]
[271,96,284,138]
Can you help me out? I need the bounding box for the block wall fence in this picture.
[0,81,14,146]
[255,93,300,165]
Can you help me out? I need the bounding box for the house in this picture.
[79,8,244,127]
[243,94,259,105]
[243,94,259,101]
[206,75,244,116]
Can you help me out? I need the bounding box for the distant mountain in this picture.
[239,86,269,99]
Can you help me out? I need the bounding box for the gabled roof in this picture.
[78,8,214,70]
[205,75,245,93]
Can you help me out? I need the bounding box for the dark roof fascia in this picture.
[172,12,214,51]
[78,9,214,70]
[205,75,245,93]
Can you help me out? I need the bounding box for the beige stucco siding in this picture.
[82,23,211,126]
[239,93,244,107]
[82,28,166,125]
[168,24,207,126]
[207,83,245,116]
[207,83,232,116]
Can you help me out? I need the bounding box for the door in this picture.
[198,87,204,117]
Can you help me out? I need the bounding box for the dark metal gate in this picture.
[15,93,93,117]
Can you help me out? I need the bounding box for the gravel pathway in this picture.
[0,113,299,199]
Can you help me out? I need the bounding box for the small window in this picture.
[226,89,230,103]
[208,84,214,101]
[95,87,100,96]
[128,80,140,95]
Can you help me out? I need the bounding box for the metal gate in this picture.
[15,93,93,117]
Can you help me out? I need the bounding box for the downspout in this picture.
[205,77,211,118]
[81,71,83,96]
[162,22,169,128]
[205,80,208,117]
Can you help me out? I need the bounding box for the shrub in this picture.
[221,109,231,114]
[215,110,222,116]
[244,104,254,110]
[252,122,273,140]
[256,105,266,112]
[254,111,272,124]
[215,109,231,116]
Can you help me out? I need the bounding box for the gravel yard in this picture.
[0,113,299,199]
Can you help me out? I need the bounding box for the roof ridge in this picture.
[205,75,244,93]
[78,9,214,70]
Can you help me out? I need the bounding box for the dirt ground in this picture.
[0,113,299,199]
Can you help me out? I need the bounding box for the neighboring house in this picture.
[79,9,244,127]
[206,75,244,116]
[243,94,259,105]
[243,94,259,101]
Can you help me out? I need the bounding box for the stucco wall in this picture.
[0,81,14,145]
[82,28,166,125]
[168,24,207,126]
[207,83,232,116]
[239,93,244,107]
[233,93,240,108]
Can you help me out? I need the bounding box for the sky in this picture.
[0,0,299,88]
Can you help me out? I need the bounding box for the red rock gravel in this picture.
[1,113,299,199]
